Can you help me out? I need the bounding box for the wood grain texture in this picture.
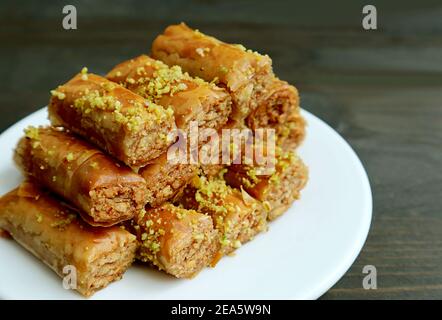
[0,0,441,299]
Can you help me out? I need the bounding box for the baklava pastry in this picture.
[246,78,306,148]
[152,23,273,122]
[48,71,175,168]
[0,182,137,297]
[106,55,231,132]
[14,126,146,226]
[224,148,308,221]
[139,152,198,207]
[130,203,219,278]
[178,175,267,256]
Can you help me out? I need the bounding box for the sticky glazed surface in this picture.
[107,55,232,131]
[178,175,267,255]
[0,182,137,297]
[130,203,219,278]
[14,126,147,226]
[151,23,274,122]
[48,73,175,168]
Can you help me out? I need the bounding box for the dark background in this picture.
[1,0,441,299]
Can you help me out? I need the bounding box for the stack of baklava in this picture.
[0,23,308,297]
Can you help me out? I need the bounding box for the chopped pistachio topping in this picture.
[262,201,272,212]
[145,219,153,227]
[175,83,188,91]
[150,242,160,251]
[219,66,229,74]
[233,240,242,249]
[193,233,204,240]
[218,168,227,179]
[80,67,88,80]
[195,47,210,57]
[120,60,196,103]
[24,126,40,140]
[246,168,260,184]
[72,88,172,132]
[136,210,167,266]
[50,89,66,100]
[220,236,231,247]
[138,208,146,220]
[193,176,232,215]
[101,81,116,92]
[175,211,184,219]
[66,152,74,162]
[269,172,280,185]
[136,67,145,75]
[241,177,253,188]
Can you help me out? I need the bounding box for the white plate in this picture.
[0,107,372,300]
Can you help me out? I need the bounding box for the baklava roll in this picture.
[224,148,308,221]
[139,152,198,207]
[178,175,267,257]
[0,182,137,297]
[151,23,273,122]
[14,126,146,226]
[246,78,306,148]
[48,70,175,168]
[106,55,231,132]
[130,203,219,278]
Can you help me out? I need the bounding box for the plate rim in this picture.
[299,109,372,299]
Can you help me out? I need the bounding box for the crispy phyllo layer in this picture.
[0,182,137,297]
[225,147,308,220]
[107,55,231,132]
[48,71,175,168]
[152,23,273,122]
[178,174,267,256]
[139,152,198,207]
[14,126,147,226]
[130,203,219,278]
[247,78,305,148]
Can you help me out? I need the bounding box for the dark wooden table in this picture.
[1,0,441,299]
